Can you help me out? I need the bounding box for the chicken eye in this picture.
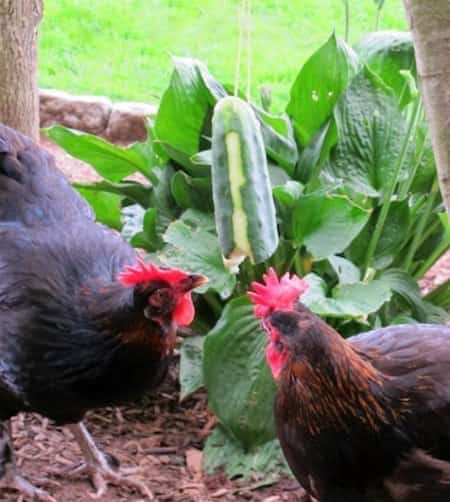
[149,289,170,307]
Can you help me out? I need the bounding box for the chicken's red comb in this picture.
[119,259,190,287]
[247,268,308,319]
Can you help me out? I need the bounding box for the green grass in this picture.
[40,0,407,112]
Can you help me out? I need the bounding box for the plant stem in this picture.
[399,116,426,199]
[416,217,441,249]
[364,97,421,273]
[375,7,382,30]
[286,245,299,272]
[423,278,450,309]
[402,180,438,272]
[294,252,304,276]
[342,0,350,42]
[142,167,159,186]
[414,239,448,280]
[269,244,284,275]
[203,292,223,317]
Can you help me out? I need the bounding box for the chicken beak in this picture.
[179,274,208,292]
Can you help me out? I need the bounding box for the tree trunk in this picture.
[0,0,43,141]
[403,0,450,218]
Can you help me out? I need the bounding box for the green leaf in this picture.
[253,107,298,175]
[356,31,416,107]
[421,302,449,324]
[302,273,392,318]
[42,125,151,182]
[73,180,152,207]
[325,66,407,197]
[328,255,361,285]
[296,119,338,184]
[350,201,410,269]
[203,297,276,448]
[408,127,437,194]
[171,171,213,211]
[423,279,450,311]
[191,149,212,168]
[273,181,304,238]
[286,33,359,145]
[179,336,204,401]
[203,425,288,479]
[377,269,427,321]
[292,193,371,259]
[154,57,226,173]
[159,210,236,299]
[390,314,418,325]
[150,165,179,233]
[260,84,272,111]
[268,163,291,187]
[130,208,163,251]
[76,188,122,230]
[273,181,304,207]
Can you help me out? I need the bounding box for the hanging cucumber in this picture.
[211,96,279,272]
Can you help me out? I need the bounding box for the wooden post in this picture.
[0,0,44,141]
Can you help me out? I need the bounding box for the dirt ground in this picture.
[4,137,447,502]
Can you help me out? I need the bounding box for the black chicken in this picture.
[249,268,450,501]
[0,124,206,500]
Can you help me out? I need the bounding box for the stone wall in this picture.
[39,89,157,143]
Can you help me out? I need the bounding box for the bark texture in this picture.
[0,0,43,141]
[403,0,450,217]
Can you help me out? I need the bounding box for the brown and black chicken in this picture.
[0,124,206,500]
[249,268,450,501]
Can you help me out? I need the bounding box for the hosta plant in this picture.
[43,31,449,479]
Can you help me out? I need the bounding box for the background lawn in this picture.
[40,0,407,111]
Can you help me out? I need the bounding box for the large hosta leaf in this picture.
[296,119,338,184]
[377,269,427,321]
[155,58,226,173]
[171,171,213,211]
[150,165,179,233]
[286,33,359,145]
[292,193,370,259]
[43,125,152,182]
[324,67,407,197]
[74,180,152,208]
[302,273,392,318]
[179,336,205,401]
[158,210,235,299]
[356,31,416,107]
[350,201,411,269]
[77,188,122,230]
[328,255,361,285]
[203,297,276,448]
[203,425,287,479]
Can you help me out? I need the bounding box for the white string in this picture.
[233,0,246,96]
[246,0,252,101]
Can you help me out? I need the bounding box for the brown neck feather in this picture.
[277,322,396,435]
[79,282,175,356]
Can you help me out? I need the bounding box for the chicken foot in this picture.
[0,420,57,502]
[68,422,153,500]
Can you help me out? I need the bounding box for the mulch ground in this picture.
[6,365,301,502]
[3,136,446,502]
